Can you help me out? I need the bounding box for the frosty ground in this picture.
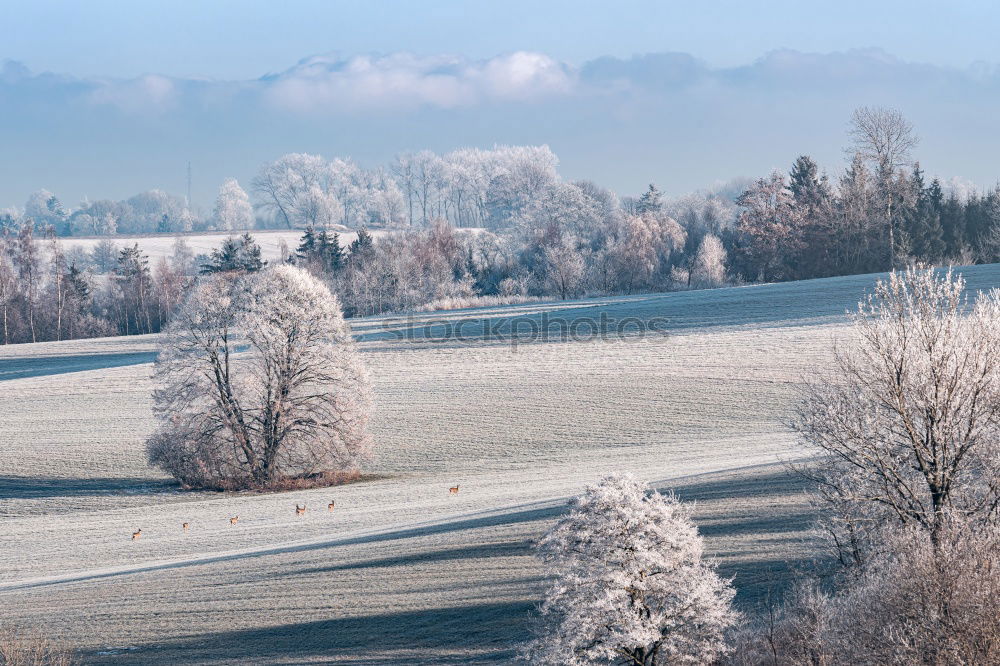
[60,229,359,264]
[5,266,999,664]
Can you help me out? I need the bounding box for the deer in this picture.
[328,501,335,512]
[132,528,142,540]
[449,485,460,494]
[182,522,189,531]
[230,516,239,525]
[295,504,307,516]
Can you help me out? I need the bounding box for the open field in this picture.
[59,229,362,264]
[4,264,1000,664]
[59,227,482,265]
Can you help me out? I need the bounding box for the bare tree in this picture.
[795,267,1000,562]
[0,254,16,345]
[848,107,919,268]
[147,265,374,489]
[13,223,40,343]
[849,107,918,172]
[390,153,417,226]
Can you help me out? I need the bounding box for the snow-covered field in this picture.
[60,229,364,263]
[4,265,1000,664]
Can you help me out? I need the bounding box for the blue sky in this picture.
[6,0,1000,77]
[3,1,1000,210]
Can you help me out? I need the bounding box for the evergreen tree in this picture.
[201,233,266,274]
[789,156,828,213]
[635,183,663,215]
[348,227,375,266]
[65,263,91,306]
[295,225,317,261]
[789,155,834,278]
[902,166,944,263]
[318,231,345,272]
[940,193,967,260]
[114,244,155,335]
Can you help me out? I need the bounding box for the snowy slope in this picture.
[3,264,1000,664]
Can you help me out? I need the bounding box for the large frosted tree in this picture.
[213,178,254,231]
[147,265,373,489]
[796,267,1000,562]
[523,474,737,665]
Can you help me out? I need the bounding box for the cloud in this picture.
[577,47,1000,95]
[262,51,575,112]
[4,48,1000,117]
[5,49,1000,210]
[87,74,178,113]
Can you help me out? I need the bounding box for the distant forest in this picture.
[1,106,998,345]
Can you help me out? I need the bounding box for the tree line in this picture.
[731,107,1000,282]
[4,107,1000,346]
[0,225,193,344]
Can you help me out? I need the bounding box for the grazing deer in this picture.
[182,522,189,531]
[328,501,335,512]
[230,516,239,525]
[449,485,460,494]
[295,504,307,516]
[132,528,142,540]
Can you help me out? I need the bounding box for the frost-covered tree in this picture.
[111,244,156,335]
[169,237,197,276]
[635,183,663,215]
[523,474,738,665]
[122,190,191,234]
[147,265,374,489]
[0,255,17,344]
[542,235,585,300]
[796,267,1000,563]
[213,178,254,231]
[252,153,328,228]
[689,233,727,289]
[849,106,919,268]
[730,519,1000,665]
[90,238,119,274]
[735,171,803,282]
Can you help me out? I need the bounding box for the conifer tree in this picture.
[200,233,265,274]
[635,183,663,215]
[296,225,317,261]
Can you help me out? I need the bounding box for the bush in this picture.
[729,520,1000,665]
[0,626,75,666]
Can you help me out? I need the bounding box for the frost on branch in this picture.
[522,474,738,665]
[795,267,1000,563]
[146,264,374,490]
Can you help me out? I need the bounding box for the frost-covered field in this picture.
[60,229,363,263]
[3,265,1000,664]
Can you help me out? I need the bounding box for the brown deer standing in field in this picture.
[295,504,307,516]
[132,529,142,540]
[230,516,239,525]
[182,522,189,531]
[449,485,460,494]
[328,501,335,512]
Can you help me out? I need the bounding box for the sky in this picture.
[3,0,1000,211]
